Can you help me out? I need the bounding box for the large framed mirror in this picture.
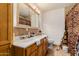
[13,3,40,28]
[18,4,31,26]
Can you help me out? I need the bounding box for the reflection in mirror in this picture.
[18,4,31,26]
[30,8,39,28]
[13,3,40,28]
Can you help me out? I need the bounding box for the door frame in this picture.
[7,4,13,45]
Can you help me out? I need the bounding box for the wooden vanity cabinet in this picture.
[13,37,48,56]
[12,43,37,56]
[43,38,48,55]
[37,44,43,56]
[12,46,25,56]
[26,43,37,56]
[30,51,37,56]
[37,37,48,56]
[37,38,44,56]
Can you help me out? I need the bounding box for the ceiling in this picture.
[18,3,75,17]
[34,3,75,12]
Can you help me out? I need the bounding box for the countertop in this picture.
[13,34,47,48]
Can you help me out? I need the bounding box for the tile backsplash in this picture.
[28,28,42,37]
[14,27,42,37]
[14,27,28,36]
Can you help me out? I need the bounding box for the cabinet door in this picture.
[37,44,43,56]
[0,4,8,41]
[26,43,37,56]
[31,51,37,56]
[0,3,13,42]
[44,38,48,55]
[0,4,13,56]
[0,44,10,56]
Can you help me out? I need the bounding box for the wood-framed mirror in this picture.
[18,4,31,26]
[13,3,40,28]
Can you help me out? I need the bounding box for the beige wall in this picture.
[42,8,65,45]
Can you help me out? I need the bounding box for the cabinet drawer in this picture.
[0,44,10,56]
[30,51,37,56]
[26,43,37,56]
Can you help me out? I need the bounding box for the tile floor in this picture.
[47,45,70,56]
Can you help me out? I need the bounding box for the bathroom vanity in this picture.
[12,35,48,56]
[13,3,47,56]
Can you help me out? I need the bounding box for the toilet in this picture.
[62,45,68,53]
[48,39,54,49]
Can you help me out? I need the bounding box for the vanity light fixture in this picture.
[26,3,40,14]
